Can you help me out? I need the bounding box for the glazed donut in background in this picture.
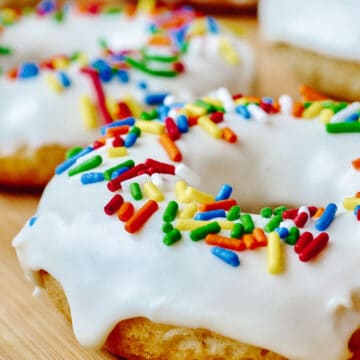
[13,86,360,359]
[259,0,360,101]
[0,1,253,187]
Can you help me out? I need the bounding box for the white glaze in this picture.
[259,0,360,62]
[13,105,360,360]
[0,6,253,154]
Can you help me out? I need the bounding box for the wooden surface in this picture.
[0,16,300,360]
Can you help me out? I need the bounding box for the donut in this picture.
[259,0,360,101]
[13,87,360,359]
[0,1,253,187]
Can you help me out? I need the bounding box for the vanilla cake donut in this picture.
[13,89,360,359]
[0,1,253,187]
[259,0,360,101]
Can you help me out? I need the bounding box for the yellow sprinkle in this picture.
[45,73,63,93]
[52,57,70,70]
[267,232,283,275]
[176,180,189,203]
[198,116,222,139]
[184,186,214,204]
[343,197,360,211]
[123,94,143,118]
[188,18,206,36]
[184,104,207,118]
[76,52,89,66]
[179,203,198,219]
[218,36,240,65]
[79,95,98,129]
[143,181,164,202]
[202,96,223,108]
[302,102,323,119]
[319,108,334,124]
[135,120,164,135]
[176,219,233,231]
[1,8,17,24]
[106,96,118,119]
[136,0,156,13]
[234,98,248,106]
[107,147,128,158]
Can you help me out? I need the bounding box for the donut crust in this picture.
[39,270,286,360]
[0,145,66,188]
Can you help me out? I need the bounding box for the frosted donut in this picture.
[0,2,253,187]
[259,0,360,101]
[13,88,360,359]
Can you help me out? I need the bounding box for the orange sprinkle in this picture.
[252,228,268,247]
[199,199,237,212]
[117,202,135,222]
[243,234,258,250]
[299,85,328,101]
[292,102,304,117]
[313,207,325,219]
[222,127,237,143]
[159,133,182,162]
[6,67,17,80]
[106,125,130,137]
[352,158,360,170]
[356,192,360,198]
[148,34,172,46]
[205,233,246,252]
[125,2,137,16]
[245,96,261,103]
[272,101,281,113]
[125,200,159,233]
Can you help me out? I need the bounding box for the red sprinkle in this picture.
[232,93,243,100]
[108,163,146,192]
[209,112,224,124]
[299,232,329,262]
[125,200,159,233]
[93,139,105,149]
[294,212,309,228]
[295,232,313,254]
[282,206,317,220]
[173,62,185,73]
[116,102,133,119]
[165,117,181,141]
[112,136,124,147]
[104,194,124,215]
[145,158,175,175]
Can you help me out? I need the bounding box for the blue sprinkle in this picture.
[354,205,360,216]
[207,17,219,33]
[215,184,233,201]
[171,25,188,50]
[37,0,56,13]
[57,71,71,88]
[18,62,39,79]
[211,247,240,267]
[195,209,226,221]
[169,102,186,109]
[145,92,168,106]
[117,69,129,83]
[137,81,148,90]
[315,203,337,231]
[124,132,138,148]
[91,59,113,82]
[276,227,289,239]
[55,146,93,175]
[81,172,104,185]
[111,167,129,179]
[177,114,189,133]
[148,23,157,34]
[236,105,251,119]
[345,113,359,122]
[29,216,38,227]
[100,117,135,135]
[110,53,125,62]
[262,97,273,104]
[158,105,170,121]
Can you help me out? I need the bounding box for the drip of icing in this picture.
[259,0,360,62]
[13,105,360,360]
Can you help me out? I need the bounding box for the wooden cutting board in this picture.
[0,16,300,360]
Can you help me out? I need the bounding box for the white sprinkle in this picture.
[247,104,268,122]
[175,164,201,187]
[216,87,235,112]
[279,94,293,114]
[330,102,360,123]
[151,173,165,191]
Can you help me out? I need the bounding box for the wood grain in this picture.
[0,16,300,360]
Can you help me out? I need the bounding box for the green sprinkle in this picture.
[162,222,174,234]
[231,223,244,239]
[98,38,109,50]
[303,101,313,109]
[194,99,216,113]
[326,122,360,133]
[240,214,254,233]
[163,228,182,246]
[263,214,282,233]
[284,227,300,245]
[104,6,123,14]
[140,112,152,120]
[274,206,288,216]
[125,57,178,78]
[103,159,135,180]
[214,104,225,113]
[130,182,142,200]
[190,221,221,241]
[333,102,348,113]
[142,51,179,63]
[163,201,179,222]
[260,207,273,218]
[66,146,83,159]
[227,205,241,221]
[68,155,102,177]
[130,126,141,136]
[0,45,12,56]
[53,10,64,23]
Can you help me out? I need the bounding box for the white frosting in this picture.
[259,0,360,62]
[13,106,360,360]
[0,6,253,154]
